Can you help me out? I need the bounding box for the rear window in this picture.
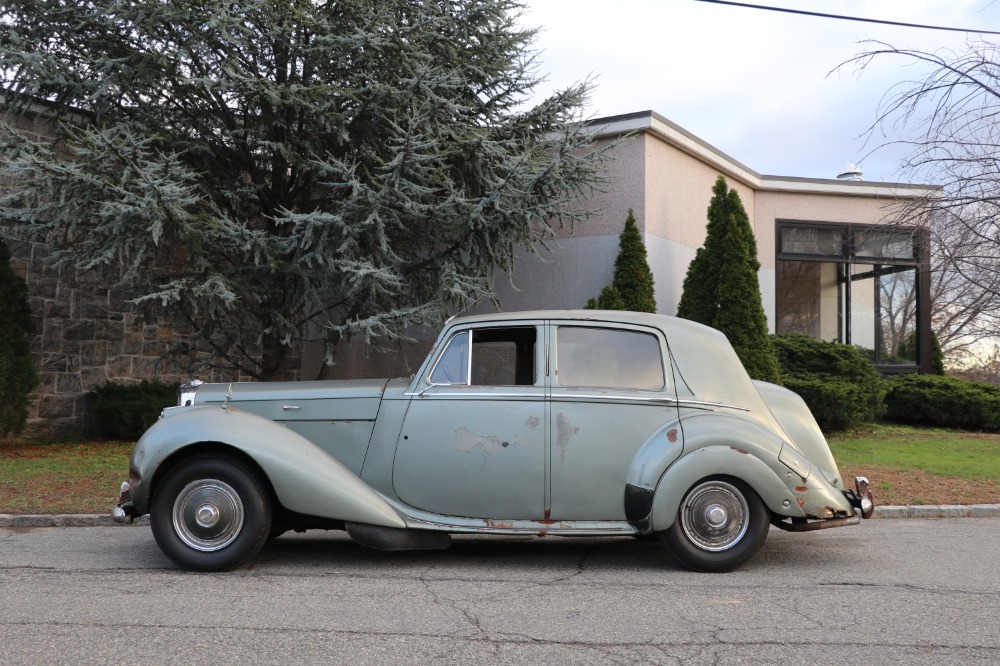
[556,327,664,390]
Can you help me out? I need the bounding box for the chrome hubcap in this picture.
[681,481,749,552]
[172,480,244,552]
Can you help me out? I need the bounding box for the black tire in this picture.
[150,455,272,571]
[660,478,769,573]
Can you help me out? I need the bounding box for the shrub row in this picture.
[884,374,1000,431]
[771,334,885,432]
[772,333,1000,433]
[88,380,180,440]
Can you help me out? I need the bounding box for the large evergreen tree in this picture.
[676,177,780,383]
[0,238,37,435]
[585,209,655,312]
[0,0,606,380]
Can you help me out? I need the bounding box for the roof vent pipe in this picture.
[837,163,863,181]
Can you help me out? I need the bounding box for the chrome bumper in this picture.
[112,481,138,524]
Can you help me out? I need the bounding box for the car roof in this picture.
[447,309,710,336]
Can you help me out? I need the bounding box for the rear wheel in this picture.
[151,455,272,571]
[661,478,769,572]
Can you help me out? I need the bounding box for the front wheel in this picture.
[151,455,272,571]
[660,478,769,572]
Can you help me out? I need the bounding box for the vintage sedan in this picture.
[114,310,874,572]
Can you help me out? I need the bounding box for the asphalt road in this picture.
[2,518,999,665]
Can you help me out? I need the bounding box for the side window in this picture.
[556,326,664,390]
[429,327,536,386]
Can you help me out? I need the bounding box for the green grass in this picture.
[829,424,1000,480]
[0,440,133,514]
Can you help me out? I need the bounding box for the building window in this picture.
[776,221,924,369]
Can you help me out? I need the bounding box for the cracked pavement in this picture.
[2,518,999,664]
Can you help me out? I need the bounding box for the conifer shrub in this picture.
[884,374,1000,431]
[585,209,656,312]
[0,238,37,436]
[772,333,885,432]
[88,380,180,440]
[676,177,780,383]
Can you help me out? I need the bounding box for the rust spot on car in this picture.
[731,447,750,455]
[794,485,809,493]
[485,519,515,529]
[796,498,807,508]
[544,508,551,520]
[667,429,678,443]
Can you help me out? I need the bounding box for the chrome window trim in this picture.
[425,330,471,386]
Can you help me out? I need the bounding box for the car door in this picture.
[547,322,680,520]
[392,323,547,519]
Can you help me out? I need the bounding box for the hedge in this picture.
[771,333,885,432]
[88,380,180,440]
[884,374,1000,431]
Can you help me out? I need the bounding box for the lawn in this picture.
[1,424,998,514]
[0,440,133,514]
[830,424,1000,506]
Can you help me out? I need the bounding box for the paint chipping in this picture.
[556,413,579,464]
[455,428,519,454]
[525,415,541,430]
[731,447,750,455]
[667,429,678,443]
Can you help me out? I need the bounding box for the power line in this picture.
[690,0,1000,35]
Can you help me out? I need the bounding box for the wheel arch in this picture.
[649,444,801,532]
[148,441,272,510]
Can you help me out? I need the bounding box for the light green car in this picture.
[114,310,874,572]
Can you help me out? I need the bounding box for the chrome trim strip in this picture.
[403,391,546,399]
[401,391,748,411]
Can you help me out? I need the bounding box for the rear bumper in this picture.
[772,477,875,532]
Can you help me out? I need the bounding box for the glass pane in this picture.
[849,266,877,362]
[775,260,842,341]
[430,332,469,384]
[556,327,664,390]
[470,328,536,385]
[878,267,918,364]
[855,230,915,260]
[780,227,844,256]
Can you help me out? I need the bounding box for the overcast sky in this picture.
[519,0,998,183]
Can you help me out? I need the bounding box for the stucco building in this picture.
[484,110,936,373]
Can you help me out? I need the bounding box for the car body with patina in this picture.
[114,310,874,572]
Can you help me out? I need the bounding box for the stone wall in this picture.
[3,225,259,439]
[2,103,297,440]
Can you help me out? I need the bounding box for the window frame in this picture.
[425,325,542,388]
[550,323,668,392]
[775,219,927,372]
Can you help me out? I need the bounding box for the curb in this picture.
[2,507,1000,528]
[0,514,150,528]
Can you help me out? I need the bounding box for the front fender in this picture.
[129,406,405,529]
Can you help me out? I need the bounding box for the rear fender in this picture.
[130,406,405,529]
[649,444,799,532]
[648,412,856,531]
